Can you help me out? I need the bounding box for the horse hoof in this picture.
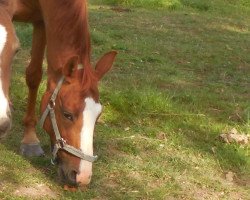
[20,143,45,157]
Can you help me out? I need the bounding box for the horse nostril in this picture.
[67,170,77,185]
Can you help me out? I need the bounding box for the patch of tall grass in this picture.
[100,0,182,9]
[93,0,250,11]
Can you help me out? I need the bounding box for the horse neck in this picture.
[43,0,92,91]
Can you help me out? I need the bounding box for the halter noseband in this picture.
[39,77,98,163]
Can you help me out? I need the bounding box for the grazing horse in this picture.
[1,0,117,188]
[0,2,19,138]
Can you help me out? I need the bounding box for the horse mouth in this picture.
[58,163,78,187]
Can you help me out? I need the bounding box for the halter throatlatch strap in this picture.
[40,77,65,127]
[39,76,98,163]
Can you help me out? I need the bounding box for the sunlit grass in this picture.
[0,1,249,199]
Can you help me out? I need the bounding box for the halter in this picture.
[39,76,98,164]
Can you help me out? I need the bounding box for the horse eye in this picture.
[63,111,74,121]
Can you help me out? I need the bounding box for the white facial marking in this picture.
[79,97,102,176]
[0,24,7,55]
[0,24,9,118]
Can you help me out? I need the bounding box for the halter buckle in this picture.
[56,138,66,148]
[48,99,56,110]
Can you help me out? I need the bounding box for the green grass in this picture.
[0,1,249,199]
[92,0,250,11]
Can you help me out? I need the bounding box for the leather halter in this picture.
[39,76,98,163]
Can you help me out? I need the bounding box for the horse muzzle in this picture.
[58,159,92,188]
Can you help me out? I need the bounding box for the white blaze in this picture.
[0,24,7,55]
[79,97,102,180]
[0,24,9,118]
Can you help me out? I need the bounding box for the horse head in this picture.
[41,51,117,187]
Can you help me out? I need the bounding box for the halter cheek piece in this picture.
[39,76,98,164]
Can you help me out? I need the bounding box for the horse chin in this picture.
[0,110,12,139]
[0,123,11,139]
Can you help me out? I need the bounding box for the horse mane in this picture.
[53,0,97,91]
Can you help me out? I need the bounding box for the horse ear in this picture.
[63,55,79,77]
[95,51,117,80]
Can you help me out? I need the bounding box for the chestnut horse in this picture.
[0,2,19,139]
[1,0,117,187]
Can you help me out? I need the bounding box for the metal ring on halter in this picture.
[48,99,55,109]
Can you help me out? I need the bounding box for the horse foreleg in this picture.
[0,11,19,138]
[20,22,46,157]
